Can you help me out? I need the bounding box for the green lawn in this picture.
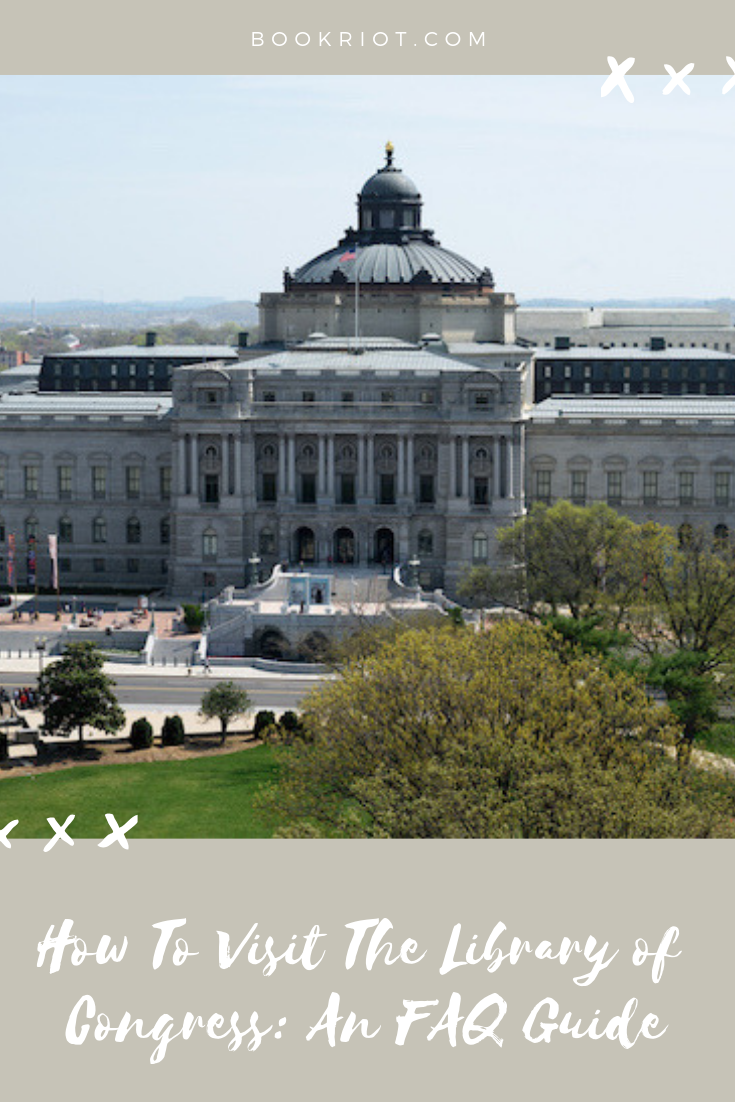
[697,722,735,764]
[0,746,280,838]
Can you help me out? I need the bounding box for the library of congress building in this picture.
[3,144,735,597]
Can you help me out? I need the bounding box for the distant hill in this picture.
[0,298,259,329]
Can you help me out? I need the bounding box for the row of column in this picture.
[178,433,243,497]
[177,431,519,501]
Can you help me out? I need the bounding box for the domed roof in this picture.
[286,143,494,291]
[294,241,488,286]
[360,168,421,202]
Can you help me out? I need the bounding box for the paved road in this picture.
[0,671,318,710]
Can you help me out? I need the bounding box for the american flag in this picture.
[339,245,357,262]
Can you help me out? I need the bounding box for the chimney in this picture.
[237,331,249,349]
[145,331,157,348]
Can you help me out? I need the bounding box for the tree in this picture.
[257,623,735,839]
[38,642,125,745]
[199,681,251,745]
[496,501,641,620]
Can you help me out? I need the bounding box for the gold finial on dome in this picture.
[385,141,394,167]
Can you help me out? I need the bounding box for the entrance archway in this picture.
[374,527,395,566]
[295,526,316,564]
[334,527,356,565]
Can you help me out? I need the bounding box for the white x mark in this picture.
[98,813,138,850]
[723,57,735,94]
[601,56,635,102]
[663,63,694,95]
[0,820,19,849]
[44,815,75,852]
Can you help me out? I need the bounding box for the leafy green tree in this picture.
[497,501,641,620]
[258,623,735,839]
[38,642,125,745]
[161,714,186,746]
[182,604,205,632]
[199,681,251,745]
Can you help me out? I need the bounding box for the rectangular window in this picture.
[204,474,220,504]
[302,391,315,403]
[643,471,659,505]
[380,391,394,405]
[419,474,435,505]
[341,391,354,404]
[679,471,695,507]
[59,557,71,574]
[379,473,395,505]
[300,472,316,504]
[127,558,139,574]
[715,471,731,507]
[126,466,141,500]
[58,465,73,500]
[24,465,39,499]
[0,468,5,498]
[263,391,276,403]
[473,477,489,506]
[339,473,355,505]
[260,472,277,503]
[607,471,623,506]
[473,391,491,407]
[535,470,552,503]
[420,390,436,405]
[160,466,172,501]
[570,471,587,506]
[92,466,107,499]
[93,558,105,574]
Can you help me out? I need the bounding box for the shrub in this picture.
[161,714,186,746]
[182,604,205,633]
[253,710,277,739]
[279,710,306,744]
[129,717,153,750]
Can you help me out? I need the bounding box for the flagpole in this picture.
[354,263,359,341]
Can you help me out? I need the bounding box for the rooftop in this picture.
[49,345,239,360]
[0,393,173,418]
[531,396,735,421]
[534,347,735,360]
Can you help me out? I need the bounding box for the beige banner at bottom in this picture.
[1,840,729,1100]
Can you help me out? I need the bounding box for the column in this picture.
[327,435,335,499]
[398,437,406,495]
[318,435,326,496]
[278,435,287,496]
[287,435,296,496]
[461,437,469,498]
[358,436,366,496]
[178,437,186,496]
[506,433,514,499]
[190,434,198,498]
[234,435,242,496]
[493,436,501,499]
[222,434,230,495]
[367,436,375,498]
[449,434,456,499]
[406,436,414,500]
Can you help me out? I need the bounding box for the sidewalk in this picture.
[0,656,328,680]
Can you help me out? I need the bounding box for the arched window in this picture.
[714,524,730,545]
[418,529,434,556]
[93,517,107,544]
[160,517,170,545]
[58,518,74,544]
[472,532,489,564]
[126,517,141,544]
[203,529,218,560]
[259,528,275,556]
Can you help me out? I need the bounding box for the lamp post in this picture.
[71,594,77,625]
[35,636,46,679]
[248,552,261,587]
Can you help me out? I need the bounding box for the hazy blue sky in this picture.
[2,74,735,304]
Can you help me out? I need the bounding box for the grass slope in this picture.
[0,746,279,838]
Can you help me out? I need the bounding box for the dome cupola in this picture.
[358,142,423,234]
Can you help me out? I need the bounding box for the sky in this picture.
[2,74,735,305]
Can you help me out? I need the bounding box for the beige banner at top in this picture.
[4,0,735,74]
